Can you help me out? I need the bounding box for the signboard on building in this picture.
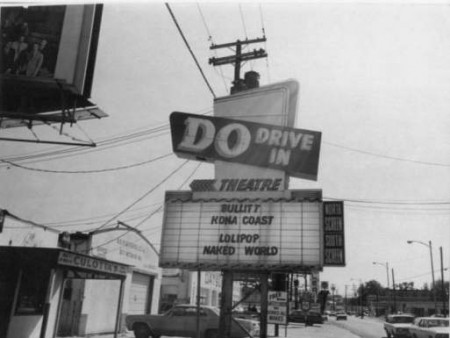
[268,291,288,325]
[170,112,322,181]
[90,226,160,274]
[323,201,345,266]
[58,251,128,276]
[159,191,323,271]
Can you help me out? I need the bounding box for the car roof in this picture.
[417,317,448,320]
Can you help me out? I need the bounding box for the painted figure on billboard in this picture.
[0,4,106,128]
[1,6,64,78]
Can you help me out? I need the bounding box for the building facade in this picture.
[0,210,160,338]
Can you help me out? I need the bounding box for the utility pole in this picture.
[440,247,447,316]
[209,37,267,94]
[212,36,267,338]
[392,268,397,313]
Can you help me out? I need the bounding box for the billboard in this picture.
[0,4,105,122]
[323,201,345,266]
[170,112,322,180]
[159,191,323,271]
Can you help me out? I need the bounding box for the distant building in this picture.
[159,269,223,312]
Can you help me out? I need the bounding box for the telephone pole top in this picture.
[209,37,267,94]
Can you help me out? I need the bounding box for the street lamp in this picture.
[407,240,437,312]
[373,262,390,288]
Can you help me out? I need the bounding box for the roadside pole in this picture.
[219,271,233,338]
[260,274,269,338]
[197,270,201,338]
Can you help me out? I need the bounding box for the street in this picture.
[273,316,385,338]
[84,316,385,338]
[329,316,386,338]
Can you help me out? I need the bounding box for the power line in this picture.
[239,4,248,39]
[87,160,202,253]
[324,196,450,206]
[0,107,213,167]
[133,161,202,229]
[1,153,173,174]
[325,141,450,167]
[92,159,190,232]
[258,3,271,83]
[197,3,229,94]
[165,3,216,98]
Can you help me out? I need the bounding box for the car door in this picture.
[166,307,191,336]
[416,319,429,338]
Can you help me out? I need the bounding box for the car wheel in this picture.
[133,324,151,338]
[205,329,219,338]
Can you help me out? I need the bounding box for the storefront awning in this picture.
[0,246,130,279]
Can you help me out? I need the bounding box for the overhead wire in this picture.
[165,3,216,98]
[258,3,271,83]
[0,107,213,167]
[135,161,203,229]
[86,161,203,254]
[1,152,173,174]
[91,159,190,232]
[239,4,248,39]
[325,141,450,167]
[197,3,229,94]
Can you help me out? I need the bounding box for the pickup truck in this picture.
[126,304,251,338]
[383,314,415,338]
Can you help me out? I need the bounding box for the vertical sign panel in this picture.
[323,201,345,266]
[267,291,288,325]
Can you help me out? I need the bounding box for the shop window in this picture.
[15,266,49,315]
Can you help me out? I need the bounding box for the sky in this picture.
[1,0,450,296]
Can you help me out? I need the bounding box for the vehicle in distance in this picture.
[336,312,347,320]
[383,314,415,338]
[288,310,324,325]
[408,317,449,338]
[126,304,252,338]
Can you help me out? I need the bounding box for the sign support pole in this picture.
[196,270,201,338]
[260,273,269,338]
[218,270,233,338]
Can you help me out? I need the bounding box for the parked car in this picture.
[408,317,449,338]
[288,310,324,325]
[383,314,415,338]
[126,304,251,338]
[336,312,348,320]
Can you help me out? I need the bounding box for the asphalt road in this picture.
[81,316,386,338]
[329,315,386,338]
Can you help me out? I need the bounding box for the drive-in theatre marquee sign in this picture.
[159,191,323,271]
[170,112,322,181]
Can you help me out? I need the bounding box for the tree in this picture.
[397,282,414,291]
[357,280,384,305]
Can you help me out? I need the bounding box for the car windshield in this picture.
[391,316,414,323]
